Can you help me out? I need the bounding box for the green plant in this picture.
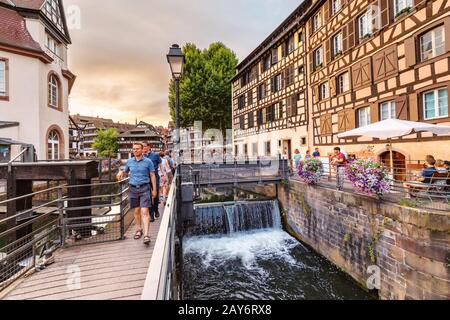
[343,233,350,244]
[299,194,312,217]
[92,128,119,158]
[398,197,420,208]
[368,243,377,264]
[395,7,411,18]
[281,179,289,185]
[334,50,342,58]
[314,63,323,71]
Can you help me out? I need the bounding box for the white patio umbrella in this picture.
[337,119,450,174]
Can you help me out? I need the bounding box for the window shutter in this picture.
[370,102,379,123]
[325,38,332,64]
[379,0,389,28]
[396,95,409,120]
[320,114,332,135]
[352,62,362,88]
[346,109,356,129]
[409,93,419,121]
[337,111,346,132]
[384,45,398,77]
[324,1,329,22]
[286,96,292,117]
[309,52,315,73]
[314,85,320,102]
[348,19,355,48]
[342,24,348,52]
[404,37,417,68]
[330,76,336,97]
[445,17,450,52]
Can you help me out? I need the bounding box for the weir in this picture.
[188,200,281,236]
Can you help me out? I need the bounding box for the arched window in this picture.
[48,74,60,109]
[47,130,60,160]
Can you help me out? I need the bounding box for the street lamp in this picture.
[167,44,185,137]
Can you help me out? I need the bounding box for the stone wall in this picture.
[274,180,449,300]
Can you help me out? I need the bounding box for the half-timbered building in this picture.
[232,1,311,160]
[232,0,450,173]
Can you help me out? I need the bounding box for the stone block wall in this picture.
[275,180,449,300]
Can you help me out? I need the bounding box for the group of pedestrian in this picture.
[293,148,321,169]
[117,142,176,246]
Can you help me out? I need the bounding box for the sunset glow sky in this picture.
[64,0,300,126]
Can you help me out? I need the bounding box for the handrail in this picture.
[0,184,67,206]
[141,174,177,300]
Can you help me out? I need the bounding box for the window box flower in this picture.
[345,159,391,198]
[297,158,324,185]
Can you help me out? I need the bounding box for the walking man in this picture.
[117,143,157,245]
[143,142,162,221]
[331,147,347,191]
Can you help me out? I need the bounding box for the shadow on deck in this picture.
[1,206,164,300]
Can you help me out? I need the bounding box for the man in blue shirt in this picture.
[143,142,162,221]
[313,148,321,158]
[117,143,156,245]
[403,156,437,198]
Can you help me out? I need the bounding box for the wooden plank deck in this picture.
[1,207,164,300]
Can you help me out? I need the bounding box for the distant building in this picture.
[118,121,164,160]
[70,114,134,157]
[166,121,175,151]
[68,116,83,158]
[0,0,76,160]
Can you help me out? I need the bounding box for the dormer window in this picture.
[43,0,65,33]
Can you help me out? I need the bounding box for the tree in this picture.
[92,128,119,158]
[168,42,238,133]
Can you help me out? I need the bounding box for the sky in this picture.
[64,0,301,127]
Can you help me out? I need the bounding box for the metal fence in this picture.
[180,157,289,190]
[290,158,450,212]
[0,179,130,291]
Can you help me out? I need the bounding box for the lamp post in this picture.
[167,44,185,150]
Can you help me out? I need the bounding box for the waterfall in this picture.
[188,200,281,236]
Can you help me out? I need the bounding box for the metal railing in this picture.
[0,179,130,291]
[180,157,289,188]
[141,174,178,300]
[290,158,450,212]
[35,158,122,182]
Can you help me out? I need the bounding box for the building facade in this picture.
[70,114,134,157]
[0,0,76,160]
[232,0,450,174]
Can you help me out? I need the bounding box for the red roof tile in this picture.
[1,0,46,10]
[0,6,43,52]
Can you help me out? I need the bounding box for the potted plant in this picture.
[395,7,411,19]
[297,158,324,185]
[345,159,391,199]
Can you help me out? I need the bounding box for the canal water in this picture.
[182,200,375,300]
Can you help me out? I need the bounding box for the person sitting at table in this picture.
[436,159,448,173]
[444,161,450,172]
[403,156,437,198]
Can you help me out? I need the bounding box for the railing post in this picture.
[119,180,125,240]
[57,186,65,247]
[259,159,262,184]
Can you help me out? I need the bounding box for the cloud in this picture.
[64,0,299,126]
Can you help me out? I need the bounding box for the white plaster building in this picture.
[0,0,75,161]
